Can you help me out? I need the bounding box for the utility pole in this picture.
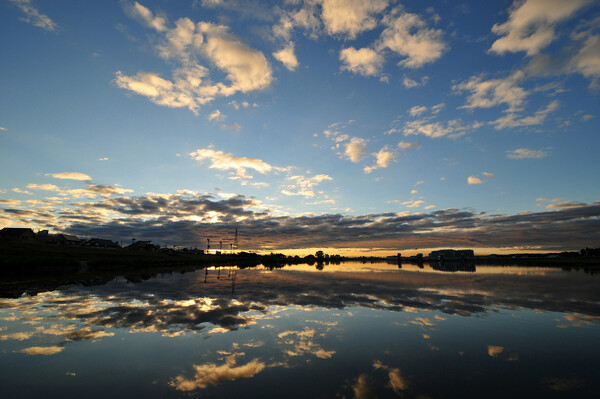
[207,238,210,254]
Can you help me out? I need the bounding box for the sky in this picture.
[1,0,599,256]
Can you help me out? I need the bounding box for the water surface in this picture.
[1,262,598,398]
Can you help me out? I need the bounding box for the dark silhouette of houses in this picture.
[0,227,36,241]
[126,240,158,251]
[84,238,120,249]
[55,234,81,246]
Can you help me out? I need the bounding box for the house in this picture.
[0,227,36,241]
[84,238,120,249]
[55,234,82,246]
[126,240,158,251]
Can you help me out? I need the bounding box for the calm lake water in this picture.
[1,262,599,398]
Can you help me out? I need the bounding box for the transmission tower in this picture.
[233,228,239,250]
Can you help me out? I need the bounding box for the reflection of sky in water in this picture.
[0,263,599,398]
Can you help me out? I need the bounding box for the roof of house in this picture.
[0,227,35,236]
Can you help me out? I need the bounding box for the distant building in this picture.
[0,227,36,241]
[84,238,120,249]
[55,234,82,246]
[429,249,474,259]
[126,240,158,251]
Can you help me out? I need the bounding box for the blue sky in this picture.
[1,0,599,255]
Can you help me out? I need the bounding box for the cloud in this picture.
[403,118,481,139]
[208,109,225,122]
[377,6,447,68]
[99,157,109,161]
[49,172,92,181]
[8,0,57,31]
[86,185,134,197]
[353,374,377,399]
[489,0,591,56]
[468,176,483,185]
[170,359,266,390]
[506,148,549,159]
[408,105,427,116]
[116,4,272,114]
[318,0,388,39]
[397,141,421,150]
[190,148,273,178]
[344,137,369,162]
[0,126,6,131]
[26,183,60,191]
[364,146,396,173]
[18,345,64,355]
[273,42,299,71]
[491,100,560,129]
[402,200,424,208]
[482,172,495,179]
[11,188,33,195]
[220,122,242,132]
[124,1,168,32]
[454,72,527,113]
[339,47,384,77]
[282,174,332,198]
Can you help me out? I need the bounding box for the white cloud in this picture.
[468,176,483,185]
[402,200,424,208]
[48,172,92,181]
[410,189,418,194]
[99,157,109,161]
[491,100,559,129]
[12,188,33,195]
[408,105,427,116]
[454,72,527,112]
[398,141,421,150]
[208,109,225,122]
[402,76,419,88]
[8,0,57,31]
[190,148,273,178]
[318,0,388,39]
[125,1,168,32]
[490,0,590,56]
[220,122,242,132]
[403,119,481,139]
[378,7,447,68]
[116,5,272,114]
[281,174,332,198]
[344,137,368,162]
[364,146,396,173]
[506,148,549,159]
[482,172,496,179]
[339,47,384,77]
[273,42,299,71]
[26,183,60,191]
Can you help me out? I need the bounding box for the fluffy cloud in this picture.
[408,105,427,117]
[318,0,388,39]
[208,109,225,122]
[377,7,447,68]
[8,0,57,31]
[273,43,299,71]
[124,1,168,32]
[339,47,384,77]
[454,72,527,113]
[116,3,272,114]
[468,176,483,185]
[490,0,591,56]
[506,148,549,159]
[364,146,396,173]
[344,137,369,162]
